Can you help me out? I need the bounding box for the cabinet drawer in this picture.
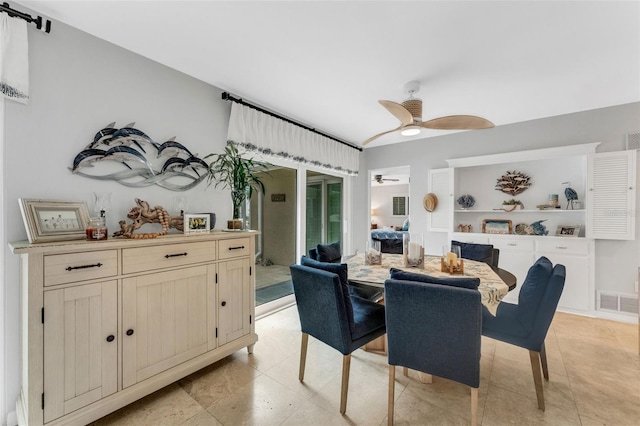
[536,238,589,255]
[491,237,535,252]
[123,241,216,274]
[218,238,251,260]
[44,250,118,286]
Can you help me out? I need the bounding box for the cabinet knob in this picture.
[106,335,115,342]
[221,301,227,307]
[126,329,134,336]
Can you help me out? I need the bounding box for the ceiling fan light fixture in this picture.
[400,126,421,136]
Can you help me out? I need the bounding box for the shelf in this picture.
[454,209,585,213]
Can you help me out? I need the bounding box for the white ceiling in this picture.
[17,1,640,148]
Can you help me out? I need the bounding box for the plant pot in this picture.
[227,219,244,230]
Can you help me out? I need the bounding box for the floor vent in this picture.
[597,291,638,315]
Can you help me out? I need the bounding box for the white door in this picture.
[43,281,117,423]
[428,168,453,232]
[587,150,636,240]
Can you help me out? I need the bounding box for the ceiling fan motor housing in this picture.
[401,99,422,121]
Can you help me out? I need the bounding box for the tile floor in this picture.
[92,307,639,425]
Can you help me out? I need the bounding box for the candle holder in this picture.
[441,257,464,274]
[365,239,382,265]
[402,233,424,268]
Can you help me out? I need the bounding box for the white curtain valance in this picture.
[227,102,359,176]
[0,13,29,104]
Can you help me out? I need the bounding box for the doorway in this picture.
[369,166,410,233]
[249,166,297,307]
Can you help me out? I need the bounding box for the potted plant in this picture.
[502,198,523,211]
[206,144,268,230]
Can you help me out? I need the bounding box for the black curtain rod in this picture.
[221,92,362,152]
[0,2,51,33]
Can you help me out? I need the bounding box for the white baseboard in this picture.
[594,310,638,324]
[6,409,17,426]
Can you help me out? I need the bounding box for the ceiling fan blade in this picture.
[421,115,494,130]
[379,100,414,125]
[362,125,404,146]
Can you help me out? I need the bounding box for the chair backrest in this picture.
[314,241,342,263]
[384,278,482,388]
[308,247,318,260]
[527,263,566,347]
[492,248,500,268]
[290,264,354,354]
[451,240,495,267]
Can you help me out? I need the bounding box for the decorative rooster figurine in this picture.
[563,182,578,209]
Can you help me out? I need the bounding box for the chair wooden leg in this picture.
[529,350,545,411]
[299,333,309,382]
[470,387,478,426]
[540,342,549,380]
[388,365,395,426]
[340,354,351,414]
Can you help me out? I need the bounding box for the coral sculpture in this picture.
[495,171,531,195]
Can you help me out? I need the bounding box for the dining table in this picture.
[346,252,510,316]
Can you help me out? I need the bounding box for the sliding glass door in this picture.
[306,172,342,254]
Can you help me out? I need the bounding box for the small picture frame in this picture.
[556,225,581,237]
[184,213,211,234]
[19,198,91,243]
[482,219,513,234]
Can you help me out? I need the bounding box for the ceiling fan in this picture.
[373,174,399,184]
[362,81,494,146]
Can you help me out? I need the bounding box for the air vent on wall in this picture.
[597,290,638,315]
[625,132,640,150]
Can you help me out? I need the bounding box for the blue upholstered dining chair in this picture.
[290,257,386,414]
[308,240,342,263]
[384,269,482,425]
[481,256,566,411]
[451,240,500,268]
[308,243,383,302]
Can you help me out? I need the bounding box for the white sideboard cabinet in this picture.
[431,143,636,316]
[10,231,259,426]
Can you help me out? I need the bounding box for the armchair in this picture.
[481,256,566,411]
[290,262,386,414]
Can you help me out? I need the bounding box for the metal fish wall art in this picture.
[70,122,209,191]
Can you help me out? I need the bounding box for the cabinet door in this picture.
[490,238,536,304]
[587,150,636,240]
[218,258,252,346]
[43,281,117,423]
[536,239,592,313]
[122,265,216,388]
[428,168,453,232]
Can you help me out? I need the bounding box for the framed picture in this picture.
[184,213,211,234]
[482,219,513,234]
[19,199,91,243]
[556,225,581,237]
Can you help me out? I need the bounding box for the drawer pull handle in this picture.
[221,301,227,306]
[126,329,134,336]
[106,335,115,342]
[507,243,517,247]
[165,252,188,259]
[555,246,568,250]
[66,262,103,271]
[228,246,245,251]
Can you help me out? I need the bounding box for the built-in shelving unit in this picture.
[427,143,637,317]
